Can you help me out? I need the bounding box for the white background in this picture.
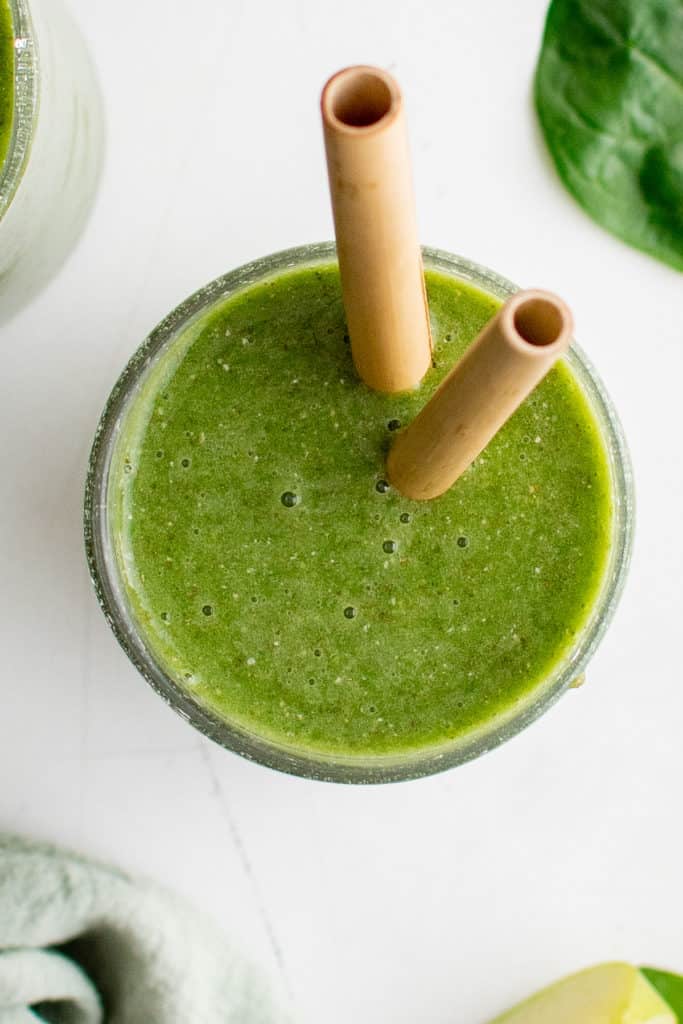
[2,0,682,1021]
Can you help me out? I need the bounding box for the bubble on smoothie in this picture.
[400,512,411,524]
[161,611,170,623]
[202,604,214,616]
[343,606,357,620]
[181,458,191,468]
[387,419,401,431]
[155,450,164,459]
[314,648,322,657]
[382,540,397,554]
[457,536,469,548]
[375,479,390,494]
[123,461,133,473]
[281,491,299,508]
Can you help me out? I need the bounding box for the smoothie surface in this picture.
[112,264,613,758]
[0,0,12,172]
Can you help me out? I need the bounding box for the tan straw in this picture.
[321,66,432,393]
[387,289,574,500]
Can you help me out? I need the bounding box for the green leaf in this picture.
[641,968,683,1021]
[534,0,683,271]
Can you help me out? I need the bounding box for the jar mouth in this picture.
[84,243,635,784]
[0,0,37,221]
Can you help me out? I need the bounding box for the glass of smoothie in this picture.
[0,0,103,322]
[85,243,633,783]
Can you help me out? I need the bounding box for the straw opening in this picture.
[328,70,394,128]
[513,297,565,348]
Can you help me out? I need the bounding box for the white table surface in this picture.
[2,0,682,1020]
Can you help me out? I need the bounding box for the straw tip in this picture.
[502,288,574,356]
[321,65,402,133]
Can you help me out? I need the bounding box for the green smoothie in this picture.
[110,263,612,759]
[0,0,12,172]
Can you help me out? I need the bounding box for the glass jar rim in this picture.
[84,243,635,783]
[0,0,37,221]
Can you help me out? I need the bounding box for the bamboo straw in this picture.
[386,290,573,500]
[321,66,432,393]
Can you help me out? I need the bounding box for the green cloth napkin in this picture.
[0,835,280,1024]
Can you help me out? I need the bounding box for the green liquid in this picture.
[112,265,612,758]
[0,0,13,172]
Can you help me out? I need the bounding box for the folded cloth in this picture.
[0,835,281,1024]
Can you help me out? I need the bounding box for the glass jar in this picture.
[85,243,634,783]
[0,0,103,321]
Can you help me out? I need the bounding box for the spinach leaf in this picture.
[535,0,683,271]
[642,967,683,1021]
